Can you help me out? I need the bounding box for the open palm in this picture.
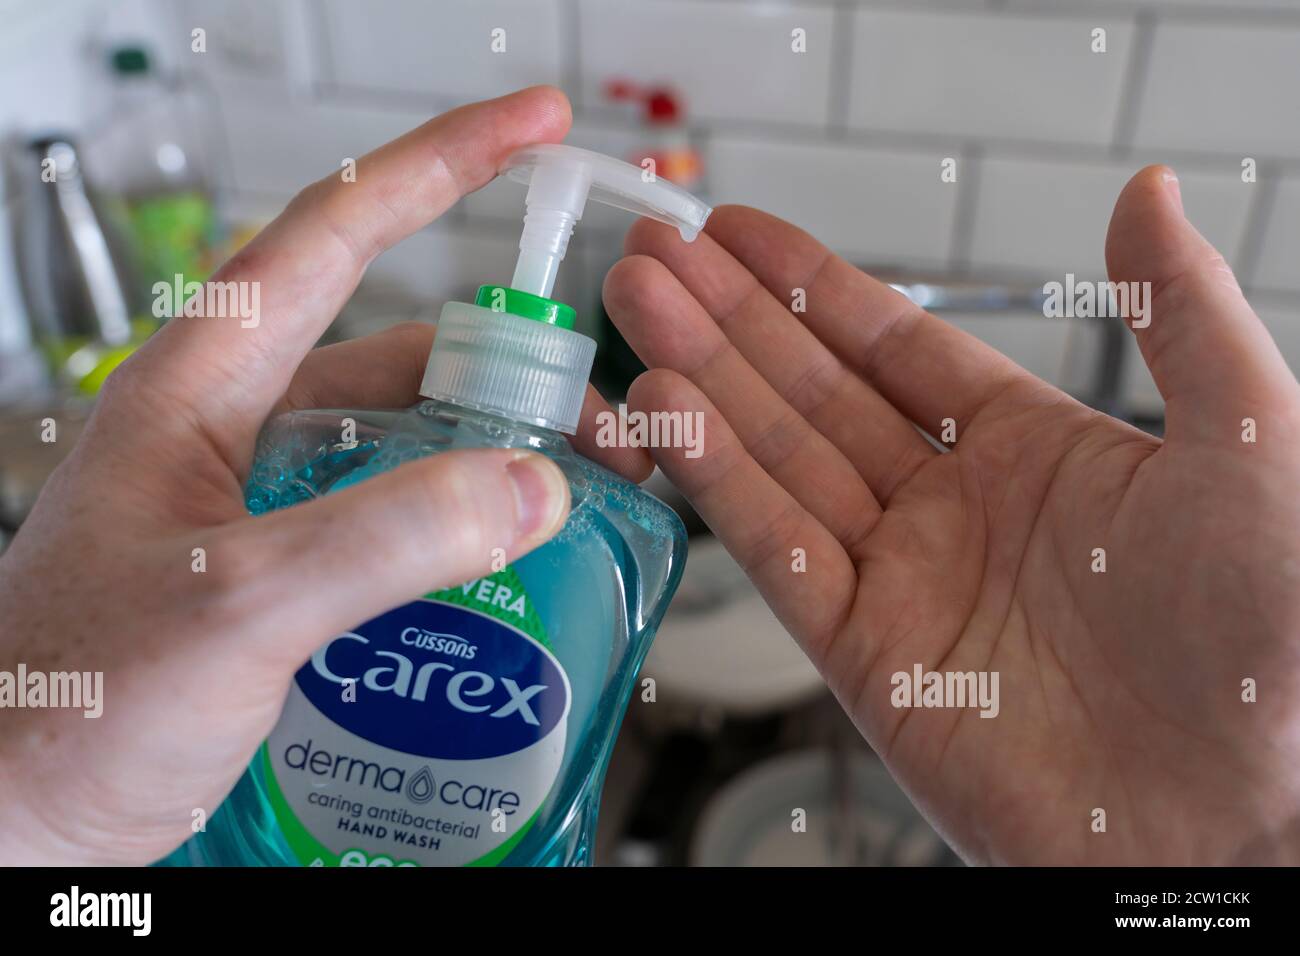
[604,166,1300,865]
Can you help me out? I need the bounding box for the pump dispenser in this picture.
[170,146,709,868]
[505,143,709,298]
[421,144,709,435]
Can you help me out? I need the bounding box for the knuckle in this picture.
[287,178,326,217]
[386,319,436,349]
[93,355,145,408]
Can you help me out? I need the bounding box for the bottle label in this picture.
[262,568,570,867]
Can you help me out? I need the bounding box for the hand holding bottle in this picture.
[604,166,1300,864]
[0,87,649,865]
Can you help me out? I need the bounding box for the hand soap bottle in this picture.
[179,145,711,867]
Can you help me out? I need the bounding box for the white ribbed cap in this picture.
[418,144,709,435]
[419,302,595,434]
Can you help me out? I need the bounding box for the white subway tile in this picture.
[1008,0,1300,10]
[0,200,31,352]
[0,7,99,135]
[1150,0,1300,6]
[321,0,563,101]
[460,123,650,232]
[969,157,1250,279]
[578,0,834,127]
[368,225,585,310]
[1258,304,1300,380]
[847,10,1135,146]
[559,239,607,331]
[1121,335,1161,418]
[171,0,320,97]
[1133,21,1300,157]
[461,178,525,225]
[1121,300,1300,419]
[705,136,962,268]
[368,227,515,302]
[1250,177,1300,293]
[171,0,288,79]
[944,313,1072,388]
[214,77,428,198]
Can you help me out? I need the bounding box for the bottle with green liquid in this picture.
[171,144,711,866]
[98,45,218,290]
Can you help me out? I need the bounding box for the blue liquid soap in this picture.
[168,144,711,867]
[178,399,684,866]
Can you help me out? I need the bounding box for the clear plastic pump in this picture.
[420,143,712,435]
[502,144,712,299]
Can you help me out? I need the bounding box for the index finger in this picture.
[699,206,1042,439]
[132,86,572,465]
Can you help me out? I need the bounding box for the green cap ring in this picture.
[475,285,576,330]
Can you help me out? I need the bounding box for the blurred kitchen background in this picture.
[3,0,1299,866]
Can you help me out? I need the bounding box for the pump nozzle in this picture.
[501,144,712,299]
[420,144,711,435]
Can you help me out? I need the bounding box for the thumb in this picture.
[1105,164,1297,440]
[218,448,570,663]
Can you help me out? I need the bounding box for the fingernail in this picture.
[1162,167,1183,215]
[506,453,570,539]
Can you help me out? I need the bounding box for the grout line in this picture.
[190,0,1300,315]
[949,144,983,274]
[560,0,583,110]
[311,84,471,116]
[1245,287,1300,310]
[1235,163,1280,291]
[679,0,1300,30]
[1110,10,1155,157]
[316,77,1300,176]
[595,106,1300,173]
[196,75,243,203]
[693,124,713,194]
[306,0,339,102]
[826,1,854,138]
[225,176,1300,312]
[273,0,320,102]
[789,0,1300,26]
[972,1,1300,28]
[289,7,1300,172]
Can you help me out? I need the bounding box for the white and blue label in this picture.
[262,573,570,867]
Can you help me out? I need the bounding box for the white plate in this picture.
[645,537,825,715]
[690,749,959,867]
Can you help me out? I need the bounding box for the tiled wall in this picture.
[4,0,1300,417]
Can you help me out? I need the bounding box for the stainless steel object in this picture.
[877,270,1048,314]
[871,268,1128,419]
[14,136,140,361]
[0,400,90,531]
